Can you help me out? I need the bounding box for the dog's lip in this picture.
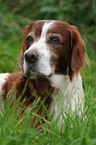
[37,72,53,79]
[24,70,53,79]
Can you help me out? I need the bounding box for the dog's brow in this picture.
[41,21,54,39]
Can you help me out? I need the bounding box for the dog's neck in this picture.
[49,74,71,91]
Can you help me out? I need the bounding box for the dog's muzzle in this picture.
[24,51,53,78]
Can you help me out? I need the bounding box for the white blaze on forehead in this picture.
[37,21,54,75]
[41,21,54,39]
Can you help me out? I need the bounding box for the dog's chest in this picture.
[49,74,84,122]
[50,74,73,105]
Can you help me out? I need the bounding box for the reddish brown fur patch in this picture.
[2,72,23,97]
[69,26,86,79]
[31,21,46,38]
[3,72,54,104]
[2,72,55,127]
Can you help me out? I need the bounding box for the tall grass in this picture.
[0,81,96,145]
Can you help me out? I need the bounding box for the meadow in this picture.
[0,0,96,144]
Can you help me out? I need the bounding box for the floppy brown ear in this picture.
[70,26,86,75]
[18,23,33,68]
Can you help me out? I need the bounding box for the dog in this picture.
[0,20,86,125]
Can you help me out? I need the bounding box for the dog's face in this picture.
[20,20,86,80]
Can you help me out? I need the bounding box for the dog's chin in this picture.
[24,69,52,79]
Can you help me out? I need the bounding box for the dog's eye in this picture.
[49,37,60,43]
[27,36,33,43]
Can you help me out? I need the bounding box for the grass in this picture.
[0,39,21,73]
[0,26,96,145]
[0,83,96,145]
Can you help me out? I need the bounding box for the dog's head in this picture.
[20,20,86,80]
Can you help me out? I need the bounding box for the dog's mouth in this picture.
[37,73,52,79]
[24,67,52,79]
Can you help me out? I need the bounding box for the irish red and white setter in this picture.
[0,20,86,124]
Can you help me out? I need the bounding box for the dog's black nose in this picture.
[25,52,39,63]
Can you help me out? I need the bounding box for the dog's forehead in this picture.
[28,20,70,38]
[29,20,54,38]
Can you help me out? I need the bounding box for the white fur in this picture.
[0,73,9,96]
[24,21,54,77]
[50,73,84,124]
[0,73,9,111]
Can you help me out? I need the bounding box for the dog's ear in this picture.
[22,25,31,51]
[18,23,33,68]
[69,26,86,78]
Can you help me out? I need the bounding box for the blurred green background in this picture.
[0,0,96,82]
